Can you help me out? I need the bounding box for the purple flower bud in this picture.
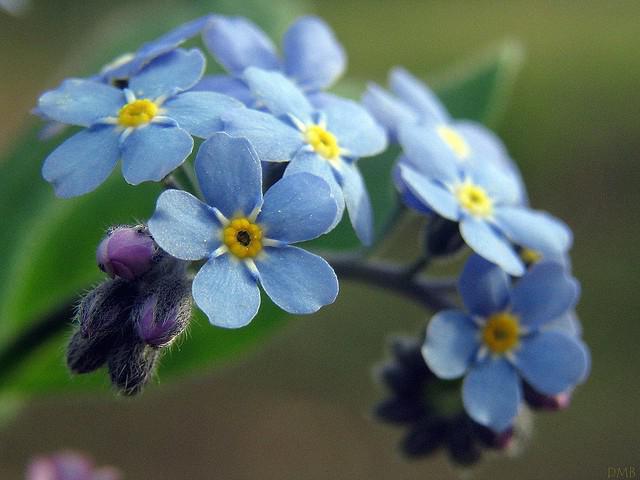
[26,451,121,480]
[135,278,191,348]
[96,226,156,281]
[523,382,572,410]
[107,341,159,396]
[475,424,514,450]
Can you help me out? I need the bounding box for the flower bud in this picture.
[523,383,572,410]
[66,329,116,374]
[134,277,192,348]
[97,226,156,281]
[107,341,159,396]
[424,216,465,258]
[474,423,514,450]
[401,418,447,458]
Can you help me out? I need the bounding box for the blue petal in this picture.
[460,217,525,276]
[399,165,459,220]
[121,124,193,185]
[494,207,573,254]
[191,74,254,105]
[162,91,243,138]
[129,48,205,99]
[322,97,387,158]
[256,245,338,314]
[398,122,460,184]
[195,132,262,218]
[193,254,261,328]
[148,189,220,260]
[137,15,213,60]
[468,161,522,206]
[362,83,417,140]
[514,331,589,395]
[510,261,580,329]
[462,358,521,433]
[544,311,582,337]
[340,161,374,245]
[422,310,478,379]
[389,67,449,122]
[459,254,510,317]
[285,151,345,229]
[223,107,303,162]
[454,121,508,165]
[393,161,433,215]
[282,15,346,91]
[243,67,312,122]
[203,16,280,75]
[38,79,123,127]
[41,125,120,198]
[258,173,337,243]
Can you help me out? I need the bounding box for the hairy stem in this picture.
[325,253,457,311]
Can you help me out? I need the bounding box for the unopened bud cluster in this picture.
[67,226,192,396]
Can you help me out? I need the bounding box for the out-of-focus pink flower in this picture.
[26,451,121,480]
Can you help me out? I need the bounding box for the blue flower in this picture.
[422,254,590,432]
[396,126,571,275]
[222,67,387,245]
[148,132,339,328]
[196,15,346,106]
[364,67,527,204]
[38,48,241,198]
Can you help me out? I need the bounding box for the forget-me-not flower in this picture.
[196,15,346,106]
[38,48,241,198]
[422,254,589,432]
[396,126,571,275]
[222,67,387,245]
[364,67,527,205]
[148,132,339,328]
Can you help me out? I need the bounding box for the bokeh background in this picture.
[0,0,638,478]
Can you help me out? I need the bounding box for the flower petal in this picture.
[256,245,338,314]
[398,122,460,184]
[285,151,345,229]
[510,261,579,329]
[121,124,193,185]
[544,311,582,337]
[340,161,374,245]
[258,173,337,243]
[223,107,303,162]
[193,254,261,328]
[399,165,459,220]
[362,83,417,140]
[137,15,213,60]
[162,91,243,138]
[322,97,387,158]
[203,16,280,75]
[494,206,573,254]
[38,79,123,127]
[282,15,346,91]
[389,67,449,122]
[195,132,262,218]
[514,331,589,395]
[422,310,478,379]
[459,254,510,317]
[191,74,254,105]
[460,217,525,276]
[42,125,120,198]
[462,358,521,433]
[129,48,205,99]
[243,67,312,122]
[148,189,220,260]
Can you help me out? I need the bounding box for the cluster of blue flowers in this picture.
[36,12,590,460]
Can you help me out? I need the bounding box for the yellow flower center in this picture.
[520,248,542,265]
[118,99,158,127]
[481,312,521,355]
[304,124,340,162]
[223,217,263,259]
[437,126,470,159]
[455,182,494,218]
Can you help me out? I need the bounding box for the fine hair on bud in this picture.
[107,340,159,396]
[135,276,192,348]
[66,329,117,374]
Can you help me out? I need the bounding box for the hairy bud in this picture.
[107,340,159,396]
[134,277,192,348]
[96,225,156,281]
[523,383,572,410]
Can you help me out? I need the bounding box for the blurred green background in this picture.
[0,0,638,478]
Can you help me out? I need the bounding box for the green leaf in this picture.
[433,39,525,126]
[0,34,521,396]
